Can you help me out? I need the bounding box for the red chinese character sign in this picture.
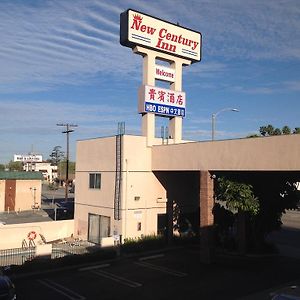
[139,85,186,117]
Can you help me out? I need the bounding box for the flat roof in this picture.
[0,171,43,180]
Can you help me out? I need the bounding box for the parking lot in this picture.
[13,246,300,300]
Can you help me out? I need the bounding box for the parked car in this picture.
[0,275,16,300]
[55,200,74,220]
[69,185,75,193]
[270,285,300,300]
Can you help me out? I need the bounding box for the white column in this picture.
[134,46,156,146]
[133,46,191,146]
[169,57,190,143]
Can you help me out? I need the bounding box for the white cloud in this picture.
[283,80,300,91]
[0,0,299,162]
[0,0,299,93]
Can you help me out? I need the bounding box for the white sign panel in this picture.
[155,65,175,82]
[14,154,43,162]
[120,9,202,62]
[139,85,186,118]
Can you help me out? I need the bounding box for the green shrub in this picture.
[121,235,166,253]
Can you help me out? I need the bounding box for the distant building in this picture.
[23,162,57,183]
[13,153,58,182]
[0,171,43,212]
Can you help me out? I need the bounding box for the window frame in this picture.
[89,173,101,189]
[87,213,111,244]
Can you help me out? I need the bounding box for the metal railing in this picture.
[0,240,98,267]
[0,247,36,266]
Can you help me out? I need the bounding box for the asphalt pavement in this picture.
[13,247,300,300]
[1,187,300,299]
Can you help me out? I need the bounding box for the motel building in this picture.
[74,10,300,256]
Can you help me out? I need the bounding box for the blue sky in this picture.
[0,0,299,163]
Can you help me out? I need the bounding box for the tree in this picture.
[258,124,299,136]
[0,164,5,171]
[251,177,299,236]
[7,160,23,171]
[214,177,260,254]
[282,126,291,135]
[293,127,300,134]
[215,173,300,253]
[57,159,75,180]
[273,128,282,135]
[214,177,259,215]
[259,124,274,136]
[49,146,64,166]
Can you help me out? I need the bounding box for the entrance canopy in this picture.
[152,135,300,172]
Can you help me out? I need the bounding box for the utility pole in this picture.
[57,123,78,201]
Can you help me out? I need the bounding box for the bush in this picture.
[121,235,166,254]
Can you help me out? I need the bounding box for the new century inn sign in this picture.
[120,9,202,62]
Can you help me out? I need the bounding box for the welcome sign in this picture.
[120,9,202,62]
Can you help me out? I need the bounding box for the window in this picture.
[137,222,142,231]
[88,213,111,244]
[89,173,101,189]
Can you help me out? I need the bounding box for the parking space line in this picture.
[38,279,86,300]
[78,263,110,271]
[135,261,187,277]
[139,254,165,261]
[92,269,142,288]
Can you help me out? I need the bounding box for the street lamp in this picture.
[211,108,239,141]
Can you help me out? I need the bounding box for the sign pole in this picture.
[134,46,191,145]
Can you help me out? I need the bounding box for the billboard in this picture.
[120,9,202,62]
[139,85,186,118]
[14,154,43,162]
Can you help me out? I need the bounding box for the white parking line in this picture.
[92,269,142,288]
[139,254,165,261]
[38,279,86,300]
[135,261,187,277]
[78,263,110,271]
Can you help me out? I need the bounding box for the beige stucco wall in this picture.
[15,180,42,211]
[0,220,74,250]
[0,179,41,212]
[152,135,300,171]
[75,137,116,240]
[75,135,167,242]
[0,180,4,212]
[122,135,166,239]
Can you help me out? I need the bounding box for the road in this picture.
[267,209,300,259]
[13,246,300,300]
